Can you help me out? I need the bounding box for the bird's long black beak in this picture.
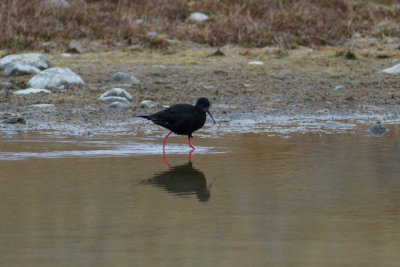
[207,110,216,124]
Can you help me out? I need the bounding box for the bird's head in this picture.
[195,97,216,124]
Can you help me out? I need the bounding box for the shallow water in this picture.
[1,123,400,266]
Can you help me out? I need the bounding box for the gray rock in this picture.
[334,86,346,92]
[108,101,130,109]
[135,19,144,25]
[140,100,158,108]
[111,72,140,84]
[189,12,209,22]
[0,53,50,70]
[248,61,264,65]
[14,88,51,95]
[1,116,26,124]
[99,96,130,104]
[4,63,41,76]
[152,65,166,69]
[28,104,55,108]
[28,67,84,89]
[60,53,73,58]
[99,88,133,104]
[44,0,70,7]
[369,122,388,137]
[380,63,400,74]
[112,84,132,89]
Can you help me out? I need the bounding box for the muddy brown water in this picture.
[1,123,400,266]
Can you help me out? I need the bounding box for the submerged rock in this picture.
[111,72,140,84]
[380,63,400,74]
[1,116,26,124]
[368,122,388,137]
[14,88,51,95]
[28,67,84,90]
[4,63,40,76]
[0,53,50,70]
[99,88,133,104]
[189,12,209,22]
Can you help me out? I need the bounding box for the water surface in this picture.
[1,123,400,266]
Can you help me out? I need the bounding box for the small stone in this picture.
[189,12,209,22]
[152,65,166,69]
[334,86,346,92]
[248,61,264,65]
[274,96,289,103]
[27,104,55,108]
[135,19,144,25]
[28,67,84,89]
[99,88,133,103]
[141,100,158,108]
[1,116,26,124]
[61,53,73,58]
[111,72,140,84]
[108,101,130,109]
[4,63,40,76]
[369,122,388,137]
[380,63,400,74]
[14,88,51,95]
[44,0,70,7]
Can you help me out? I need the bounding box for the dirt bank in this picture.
[1,39,400,133]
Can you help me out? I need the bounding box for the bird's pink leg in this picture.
[163,131,172,154]
[162,131,172,168]
[188,137,196,150]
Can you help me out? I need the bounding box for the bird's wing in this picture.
[149,104,194,128]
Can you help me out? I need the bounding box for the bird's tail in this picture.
[133,115,150,119]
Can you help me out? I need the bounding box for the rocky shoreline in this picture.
[1,41,400,135]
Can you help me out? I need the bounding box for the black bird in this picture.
[135,97,216,151]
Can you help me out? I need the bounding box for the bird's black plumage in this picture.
[136,97,215,138]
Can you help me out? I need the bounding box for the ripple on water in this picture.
[0,141,223,161]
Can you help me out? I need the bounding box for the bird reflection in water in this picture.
[146,162,212,202]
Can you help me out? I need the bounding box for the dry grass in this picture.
[0,0,399,51]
